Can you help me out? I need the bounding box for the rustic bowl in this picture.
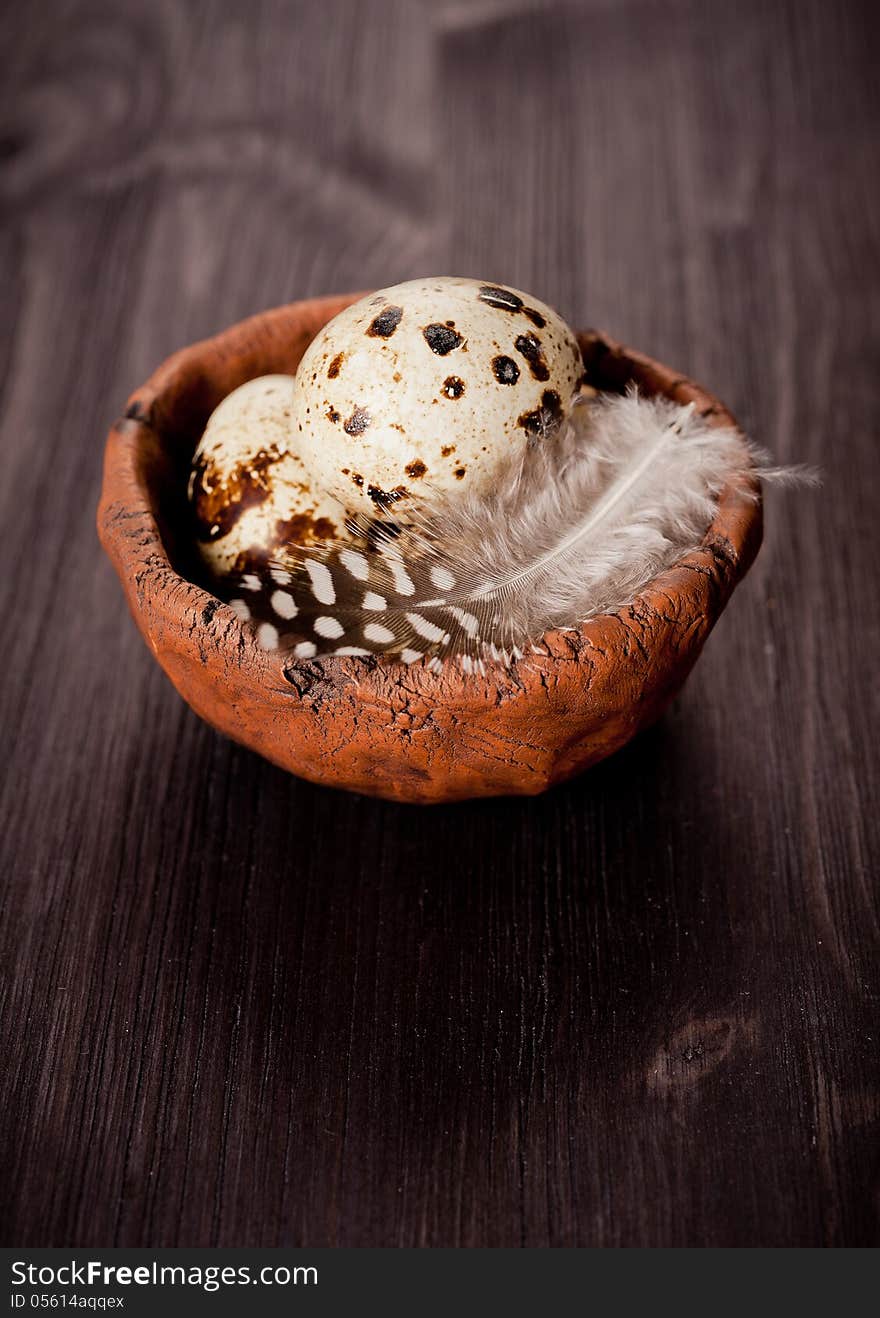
[98,294,762,804]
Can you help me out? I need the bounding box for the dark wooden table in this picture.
[2,0,877,1247]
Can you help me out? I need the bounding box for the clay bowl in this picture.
[98,294,762,804]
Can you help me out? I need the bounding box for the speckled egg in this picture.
[189,374,342,575]
[290,277,584,513]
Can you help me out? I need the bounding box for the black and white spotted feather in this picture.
[228,390,797,670]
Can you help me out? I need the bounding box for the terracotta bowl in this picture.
[97,294,762,804]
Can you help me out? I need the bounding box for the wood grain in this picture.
[1,0,878,1246]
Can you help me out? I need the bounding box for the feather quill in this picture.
[227,390,798,669]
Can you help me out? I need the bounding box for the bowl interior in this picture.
[129,308,732,603]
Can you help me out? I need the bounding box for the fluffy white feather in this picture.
[230,390,795,669]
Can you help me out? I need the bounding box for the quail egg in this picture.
[289,276,584,514]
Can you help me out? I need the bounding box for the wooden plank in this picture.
[0,0,877,1246]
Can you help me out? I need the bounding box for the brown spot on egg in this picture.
[367,305,403,338]
[514,332,550,381]
[230,545,269,573]
[405,459,427,479]
[454,467,466,479]
[442,375,465,398]
[274,511,338,546]
[478,284,523,312]
[344,406,371,436]
[190,446,282,541]
[368,483,408,506]
[327,352,344,378]
[523,306,546,328]
[423,323,464,355]
[441,444,456,457]
[326,406,341,423]
[492,355,520,385]
[352,473,364,487]
[224,505,339,573]
[517,389,564,438]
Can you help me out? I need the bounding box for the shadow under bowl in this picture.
[97,294,762,804]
